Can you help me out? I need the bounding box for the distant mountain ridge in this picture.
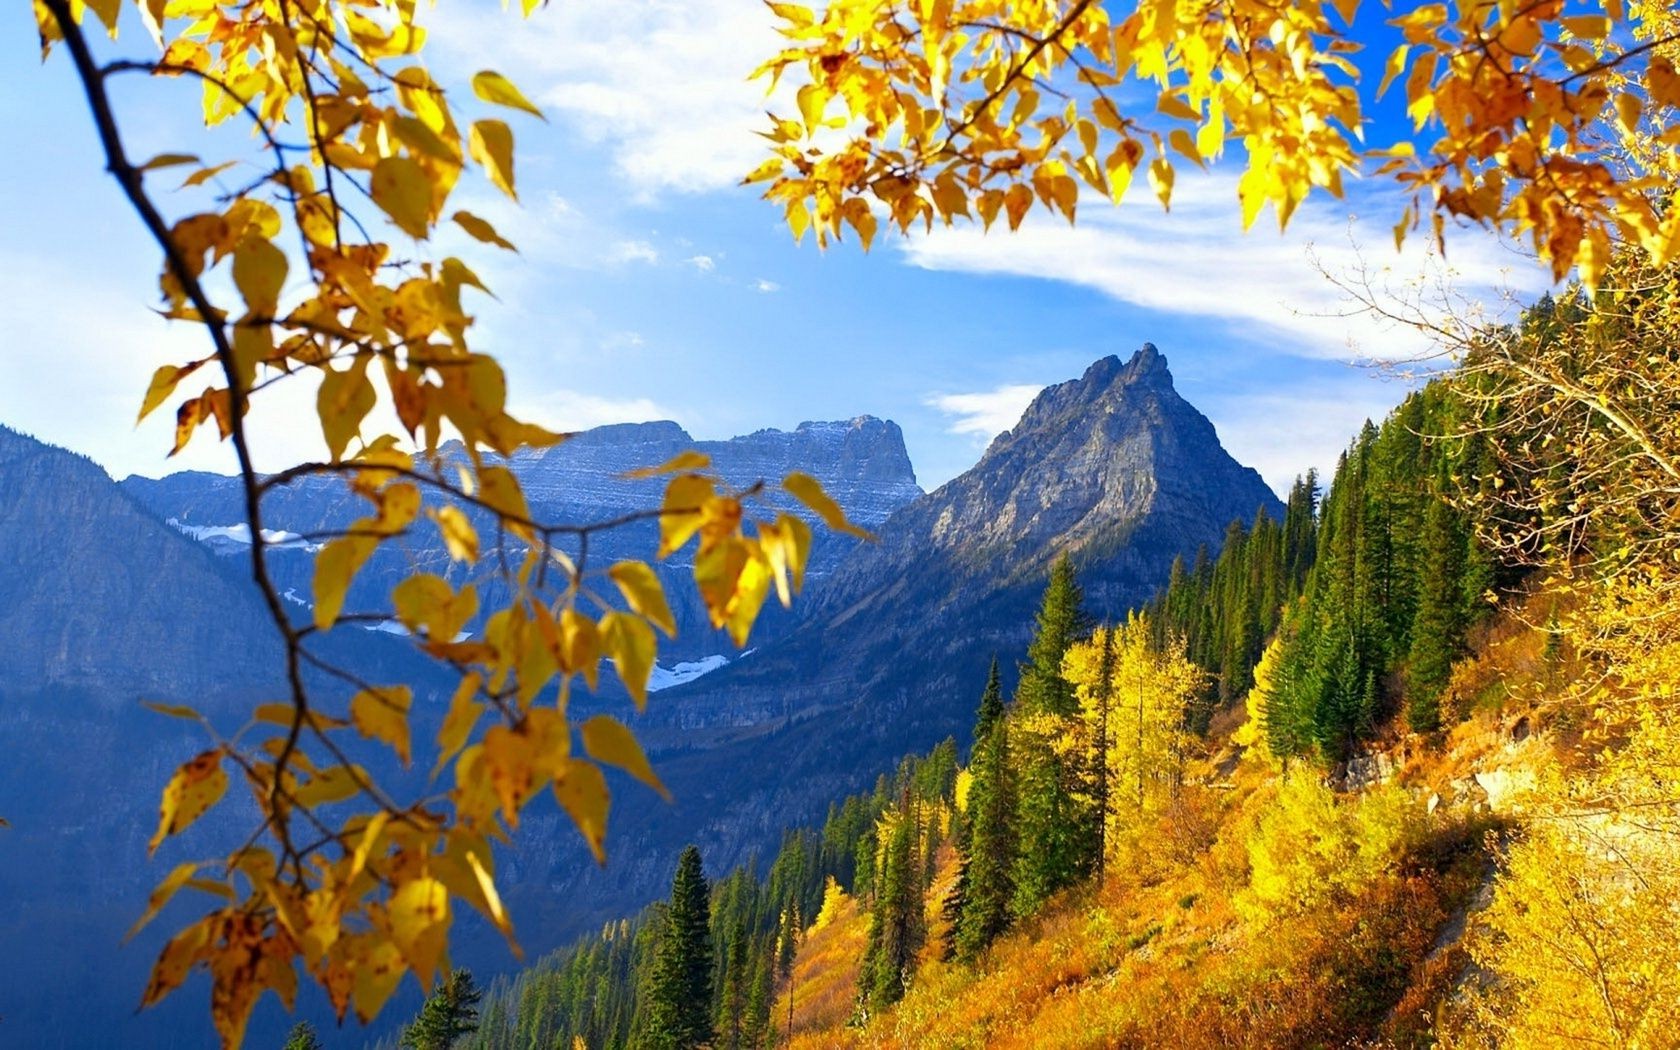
[121,414,923,663]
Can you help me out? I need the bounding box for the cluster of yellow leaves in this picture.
[751,0,1680,286]
[33,0,876,1045]
[1235,773,1422,926]
[1061,614,1206,827]
[1453,575,1680,1045]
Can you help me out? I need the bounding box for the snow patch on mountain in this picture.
[647,654,731,692]
[168,519,321,552]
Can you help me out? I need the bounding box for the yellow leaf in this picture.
[470,120,517,199]
[350,686,413,767]
[626,450,711,478]
[232,236,287,316]
[601,611,656,711]
[432,505,480,562]
[143,700,202,721]
[180,160,238,189]
[472,70,547,121]
[760,513,812,605]
[349,937,406,1024]
[292,765,363,808]
[149,749,227,854]
[312,535,375,629]
[1148,157,1175,210]
[659,474,715,556]
[137,361,202,424]
[1561,15,1609,39]
[317,356,375,462]
[452,210,518,251]
[127,862,201,942]
[558,609,601,690]
[463,848,517,950]
[723,552,773,646]
[435,673,484,777]
[580,714,670,800]
[1378,44,1409,100]
[553,758,610,863]
[370,155,433,239]
[389,877,450,989]
[478,465,531,538]
[142,915,215,1008]
[141,152,200,171]
[783,471,872,539]
[608,561,677,636]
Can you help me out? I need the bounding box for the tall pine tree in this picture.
[1012,555,1094,917]
[954,661,1017,961]
[646,846,717,1050]
[858,801,925,1016]
[401,969,483,1050]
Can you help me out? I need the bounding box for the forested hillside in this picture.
[431,259,1680,1049]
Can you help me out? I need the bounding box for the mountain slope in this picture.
[527,347,1282,943]
[0,427,449,1049]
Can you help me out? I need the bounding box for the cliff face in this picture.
[120,415,923,662]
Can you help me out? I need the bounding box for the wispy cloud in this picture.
[925,383,1045,444]
[899,175,1551,362]
[607,239,661,266]
[687,254,717,273]
[428,0,785,197]
[753,279,780,293]
[1201,380,1419,497]
[525,389,676,431]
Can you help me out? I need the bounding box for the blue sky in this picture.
[0,0,1554,496]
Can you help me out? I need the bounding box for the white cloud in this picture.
[687,254,716,273]
[899,175,1551,363]
[925,384,1045,444]
[427,0,786,196]
[601,330,646,351]
[607,239,661,266]
[754,279,780,293]
[524,389,675,431]
[1201,380,1420,497]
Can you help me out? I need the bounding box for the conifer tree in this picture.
[401,969,483,1050]
[744,952,773,1050]
[282,1021,323,1050]
[974,656,1005,743]
[717,919,749,1049]
[858,803,924,1015]
[1012,555,1094,916]
[955,664,1018,961]
[646,846,717,1050]
[1407,497,1466,731]
[1017,555,1088,717]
